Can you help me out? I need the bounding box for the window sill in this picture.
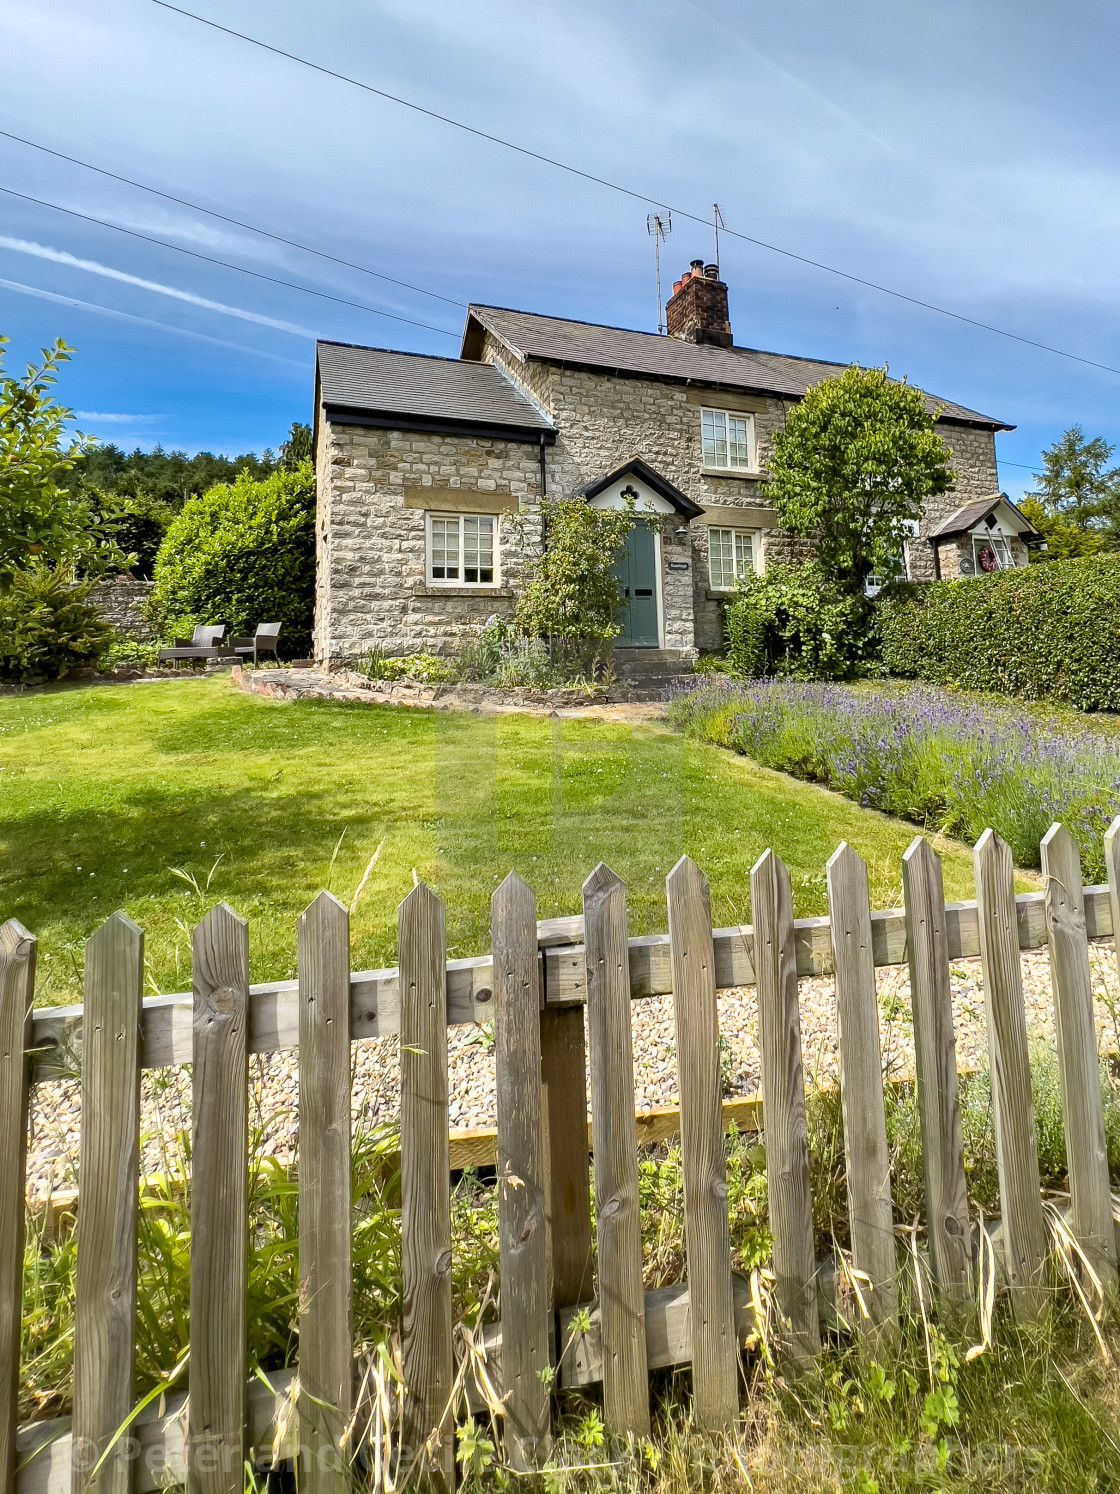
[415,585,513,599]
[701,467,764,480]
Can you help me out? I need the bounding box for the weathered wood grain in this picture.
[398,884,454,1486]
[825,845,897,1348]
[0,921,35,1494]
[491,873,550,1469]
[539,1006,593,1309]
[1106,817,1120,997]
[1041,824,1117,1279]
[665,857,738,1428]
[73,912,143,1494]
[901,839,972,1301]
[17,1369,298,1494]
[189,904,249,1494]
[582,864,649,1437]
[973,831,1047,1317]
[297,893,353,1494]
[27,888,1115,1077]
[752,851,819,1365]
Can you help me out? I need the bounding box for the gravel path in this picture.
[26,945,1120,1202]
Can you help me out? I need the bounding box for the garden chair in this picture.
[229,623,281,668]
[157,625,230,669]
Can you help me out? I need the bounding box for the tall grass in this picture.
[21,1045,1120,1491]
[668,678,1120,881]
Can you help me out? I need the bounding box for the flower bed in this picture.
[668,678,1120,880]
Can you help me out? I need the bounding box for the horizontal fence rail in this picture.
[3,817,1120,1490]
[26,886,1117,1078]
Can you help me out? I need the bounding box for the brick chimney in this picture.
[665,259,732,347]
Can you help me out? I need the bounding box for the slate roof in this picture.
[462,306,1013,431]
[316,340,554,436]
[930,494,1040,539]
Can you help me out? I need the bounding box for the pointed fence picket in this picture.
[5,816,1120,1490]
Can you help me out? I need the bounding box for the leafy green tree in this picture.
[149,463,315,656]
[725,561,879,680]
[767,365,953,593]
[513,496,633,668]
[1017,498,1105,562]
[1025,425,1120,539]
[279,421,313,469]
[0,336,123,586]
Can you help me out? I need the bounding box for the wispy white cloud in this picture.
[73,410,162,422]
[0,236,315,337]
[0,277,307,367]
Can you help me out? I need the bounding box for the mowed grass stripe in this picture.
[0,677,982,1004]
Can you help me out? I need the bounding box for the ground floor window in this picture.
[708,527,756,589]
[427,512,496,585]
[973,531,1012,572]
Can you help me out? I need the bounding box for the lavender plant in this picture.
[668,678,1120,879]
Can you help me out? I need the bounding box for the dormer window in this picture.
[701,408,754,471]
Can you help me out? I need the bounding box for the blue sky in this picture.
[2,0,1119,495]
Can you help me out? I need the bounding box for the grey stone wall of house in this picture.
[315,331,1002,663]
[909,427,1001,582]
[314,416,544,666]
[88,576,154,639]
[480,332,1001,652]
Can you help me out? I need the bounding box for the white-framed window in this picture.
[701,408,755,471]
[426,512,497,586]
[708,527,757,589]
[972,532,1012,573]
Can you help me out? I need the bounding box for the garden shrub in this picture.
[879,555,1120,710]
[0,565,113,680]
[513,495,632,676]
[148,463,314,657]
[723,561,879,680]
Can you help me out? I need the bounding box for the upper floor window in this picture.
[708,527,757,589]
[427,512,496,585]
[701,408,755,471]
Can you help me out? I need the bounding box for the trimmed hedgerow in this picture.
[879,556,1120,711]
[149,462,314,657]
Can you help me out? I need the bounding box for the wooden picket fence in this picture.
[3,818,1120,1492]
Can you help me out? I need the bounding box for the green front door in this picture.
[612,520,659,646]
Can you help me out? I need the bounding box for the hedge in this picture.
[149,462,314,657]
[878,555,1120,711]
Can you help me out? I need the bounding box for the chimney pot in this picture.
[704,263,719,279]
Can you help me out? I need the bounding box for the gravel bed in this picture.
[26,945,1119,1202]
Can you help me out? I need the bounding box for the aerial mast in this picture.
[646,211,672,333]
[712,202,724,274]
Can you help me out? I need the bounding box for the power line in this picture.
[0,128,465,310]
[149,0,1120,381]
[0,184,460,338]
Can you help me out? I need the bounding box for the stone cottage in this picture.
[312,261,1033,668]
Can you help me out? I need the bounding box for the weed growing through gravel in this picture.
[668,677,1120,880]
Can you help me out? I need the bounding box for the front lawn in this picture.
[0,677,986,1004]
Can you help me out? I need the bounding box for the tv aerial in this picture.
[646,211,671,333]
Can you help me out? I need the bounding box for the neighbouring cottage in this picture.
[313,261,1036,668]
